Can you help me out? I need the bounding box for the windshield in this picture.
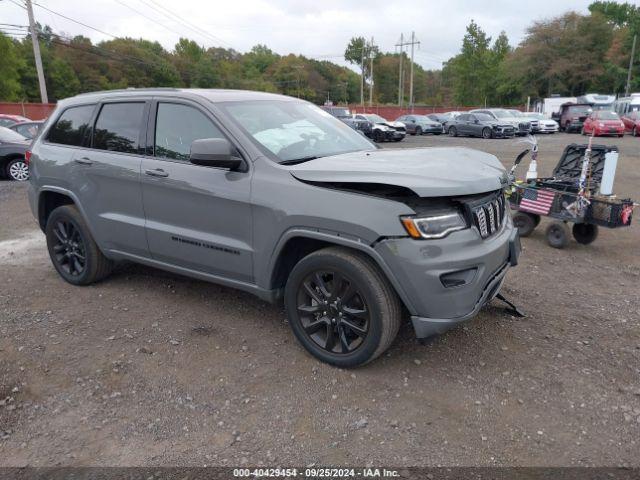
[596,111,620,120]
[363,114,387,123]
[492,109,513,119]
[221,100,374,163]
[474,113,493,121]
[0,126,27,143]
[508,110,523,117]
[526,113,545,119]
[568,105,591,114]
[329,108,350,117]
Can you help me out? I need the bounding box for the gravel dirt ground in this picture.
[0,132,639,467]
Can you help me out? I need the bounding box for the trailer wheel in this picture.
[513,211,538,237]
[545,222,570,249]
[572,223,598,245]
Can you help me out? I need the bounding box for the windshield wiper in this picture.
[279,155,322,165]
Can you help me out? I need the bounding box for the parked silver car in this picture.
[28,89,520,367]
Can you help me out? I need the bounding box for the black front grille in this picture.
[471,193,506,238]
[518,122,531,132]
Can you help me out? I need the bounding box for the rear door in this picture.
[62,100,149,257]
[140,99,253,282]
[457,114,470,135]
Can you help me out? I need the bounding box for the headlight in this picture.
[400,212,467,239]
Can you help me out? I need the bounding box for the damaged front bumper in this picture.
[374,219,520,338]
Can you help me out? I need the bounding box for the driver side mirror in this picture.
[190,138,243,170]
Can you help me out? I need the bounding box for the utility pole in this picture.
[369,37,374,107]
[25,0,48,103]
[360,42,365,107]
[408,31,420,111]
[397,33,403,107]
[625,34,637,97]
[396,33,420,109]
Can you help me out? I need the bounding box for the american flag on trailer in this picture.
[519,188,556,215]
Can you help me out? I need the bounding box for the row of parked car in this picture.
[321,106,561,142]
[553,102,640,137]
[0,114,44,181]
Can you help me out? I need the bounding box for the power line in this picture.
[31,2,118,39]
[137,0,232,48]
[113,0,187,38]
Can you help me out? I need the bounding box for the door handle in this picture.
[74,157,93,165]
[145,168,169,178]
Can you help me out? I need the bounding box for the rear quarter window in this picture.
[47,105,95,146]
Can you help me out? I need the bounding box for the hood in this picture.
[376,121,404,129]
[289,147,506,197]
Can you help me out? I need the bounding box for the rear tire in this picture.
[45,205,113,285]
[284,247,402,368]
[545,222,570,249]
[513,211,539,237]
[572,223,598,245]
[448,126,457,137]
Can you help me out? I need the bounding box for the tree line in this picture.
[0,1,638,107]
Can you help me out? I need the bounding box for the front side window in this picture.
[155,103,223,161]
[221,100,375,163]
[458,114,469,122]
[93,102,145,154]
[48,105,95,146]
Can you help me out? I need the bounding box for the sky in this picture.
[2,0,595,70]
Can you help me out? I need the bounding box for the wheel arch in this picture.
[266,229,417,315]
[37,187,84,231]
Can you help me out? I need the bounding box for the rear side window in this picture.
[47,105,95,146]
[458,114,469,121]
[93,102,145,154]
[154,103,223,161]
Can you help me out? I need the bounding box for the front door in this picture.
[140,100,253,283]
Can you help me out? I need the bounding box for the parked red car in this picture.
[581,111,625,137]
[0,114,30,128]
[621,110,640,136]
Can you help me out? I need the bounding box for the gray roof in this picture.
[64,88,296,105]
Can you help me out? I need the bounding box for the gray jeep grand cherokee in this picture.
[28,88,520,367]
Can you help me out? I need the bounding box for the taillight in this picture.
[25,150,32,165]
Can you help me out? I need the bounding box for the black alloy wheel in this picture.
[415,126,423,135]
[51,219,87,277]
[482,127,492,139]
[448,126,457,137]
[296,270,370,354]
[45,205,113,285]
[285,247,401,367]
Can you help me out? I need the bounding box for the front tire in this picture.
[373,130,384,143]
[482,127,492,139]
[6,158,29,181]
[415,126,422,135]
[448,126,457,137]
[45,205,114,285]
[633,126,638,137]
[284,247,401,368]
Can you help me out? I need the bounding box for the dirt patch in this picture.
[0,133,638,467]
